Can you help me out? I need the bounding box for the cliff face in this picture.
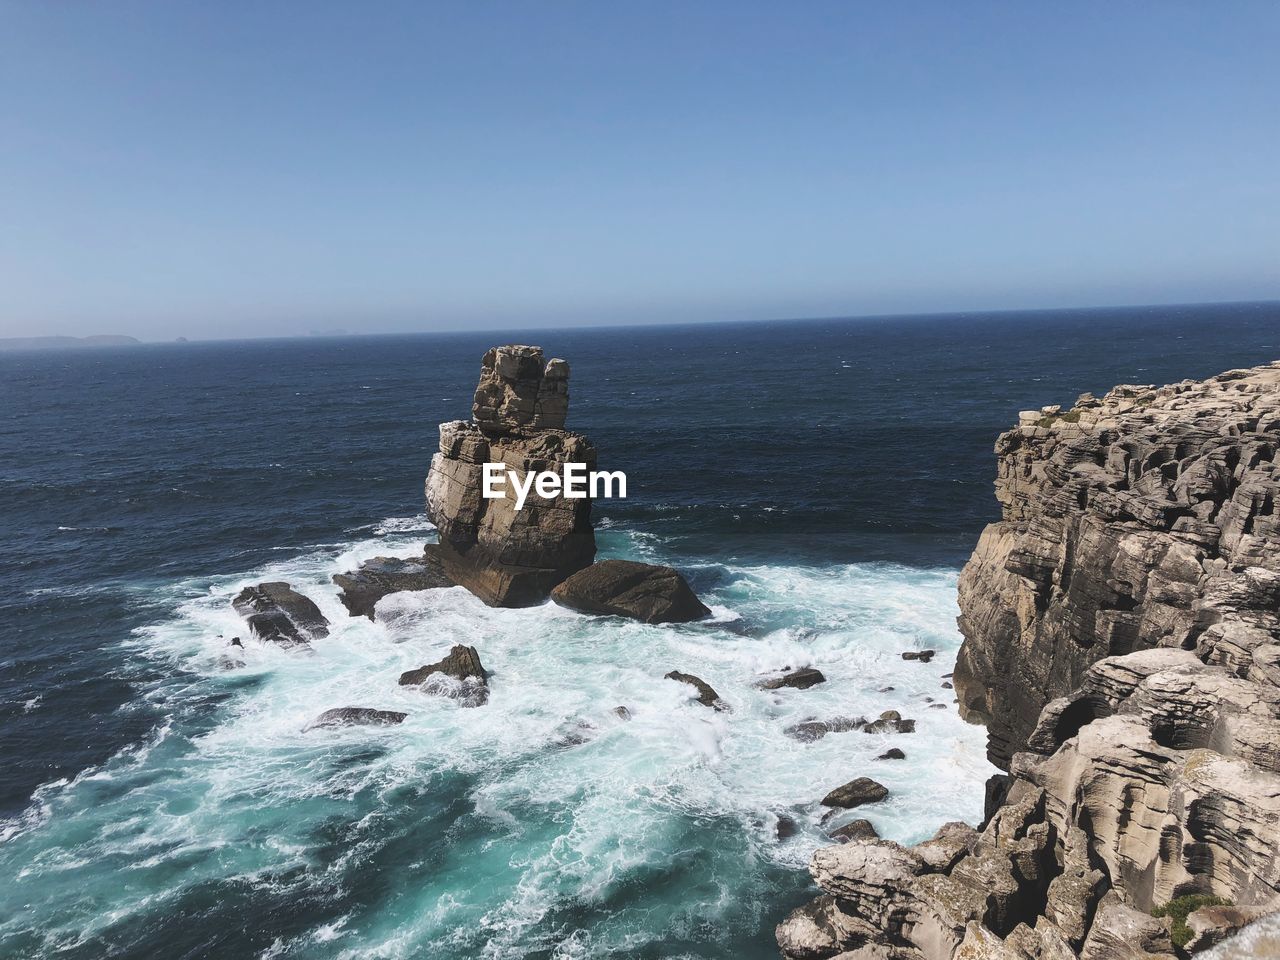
[425,345,597,607]
[777,363,1280,960]
[955,363,1280,768]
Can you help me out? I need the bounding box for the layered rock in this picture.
[425,345,596,606]
[232,582,329,647]
[778,363,1280,959]
[332,546,453,619]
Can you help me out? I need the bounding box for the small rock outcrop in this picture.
[551,559,711,624]
[664,670,727,710]
[778,364,1280,959]
[425,345,596,607]
[332,547,453,619]
[232,582,329,647]
[758,667,827,690]
[399,644,490,707]
[305,707,407,730]
[821,777,889,809]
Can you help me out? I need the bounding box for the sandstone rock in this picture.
[821,777,889,809]
[1186,904,1277,953]
[305,707,407,730]
[399,644,490,706]
[863,711,916,734]
[759,667,827,690]
[232,581,329,647]
[779,362,1280,960]
[551,559,711,624]
[664,670,727,710]
[425,345,597,607]
[332,547,453,619]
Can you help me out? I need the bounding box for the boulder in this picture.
[874,748,905,761]
[902,649,936,663]
[664,670,727,710]
[232,582,329,647]
[399,644,490,707]
[551,559,711,624]
[305,707,407,730]
[821,777,889,809]
[829,819,880,843]
[332,546,453,619]
[758,667,827,690]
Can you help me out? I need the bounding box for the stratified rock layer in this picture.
[425,345,596,607]
[332,547,453,620]
[778,363,1280,959]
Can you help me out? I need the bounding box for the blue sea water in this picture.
[1,302,1278,959]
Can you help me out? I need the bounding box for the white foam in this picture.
[0,527,995,957]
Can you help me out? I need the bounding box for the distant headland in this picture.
[0,335,140,352]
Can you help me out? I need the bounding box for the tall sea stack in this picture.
[425,345,597,607]
[777,362,1280,959]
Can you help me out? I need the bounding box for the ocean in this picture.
[2,302,1278,959]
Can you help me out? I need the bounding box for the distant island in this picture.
[0,335,140,352]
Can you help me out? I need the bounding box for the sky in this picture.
[1,1,1277,341]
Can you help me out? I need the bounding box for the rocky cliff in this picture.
[777,363,1280,959]
[425,345,597,606]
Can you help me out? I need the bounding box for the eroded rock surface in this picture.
[305,707,407,730]
[332,546,454,619]
[551,558,711,624]
[232,582,329,648]
[778,364,1280,959]
[399,644,490,707]
[425,345,597,607]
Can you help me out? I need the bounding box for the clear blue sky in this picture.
[1,1,1277,340]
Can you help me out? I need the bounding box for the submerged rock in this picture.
[901,649,936,663]
[305,707,407,730]
[757,667,826,690]
[821,777,889,809]
[399,644,490,707]
[664,670,727,710]
[425,345,597,607]
[862,710,916,734]
[332,547,453,619]
[551,559,711,624]
[875,748,906,761]
[785,716,867,742]
[232,582,329,647]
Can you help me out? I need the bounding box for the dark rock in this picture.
[828,818,879,843]
[901,649,936,663]
[664,670,727,710]
[399,644,490,707]
[863,710,916,734]
[775,814,799,840]
[875,748,906,760]
[305,707,408,730]
[941,681,953,689]
[757,667,826,690]
[613,706,632,720]
[821,777,889,809]
[228,637,243,648]
[232,582,329,648]
[552,559,711,624]
[878,685,895,692]
[332,547,453,619]
[784,716,866,742]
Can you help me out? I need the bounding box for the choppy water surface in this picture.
[2,303,1278,958]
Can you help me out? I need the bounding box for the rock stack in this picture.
[777,362,1280,959]
[425,345,597,607]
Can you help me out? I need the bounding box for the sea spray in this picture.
[0,518,993,959]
